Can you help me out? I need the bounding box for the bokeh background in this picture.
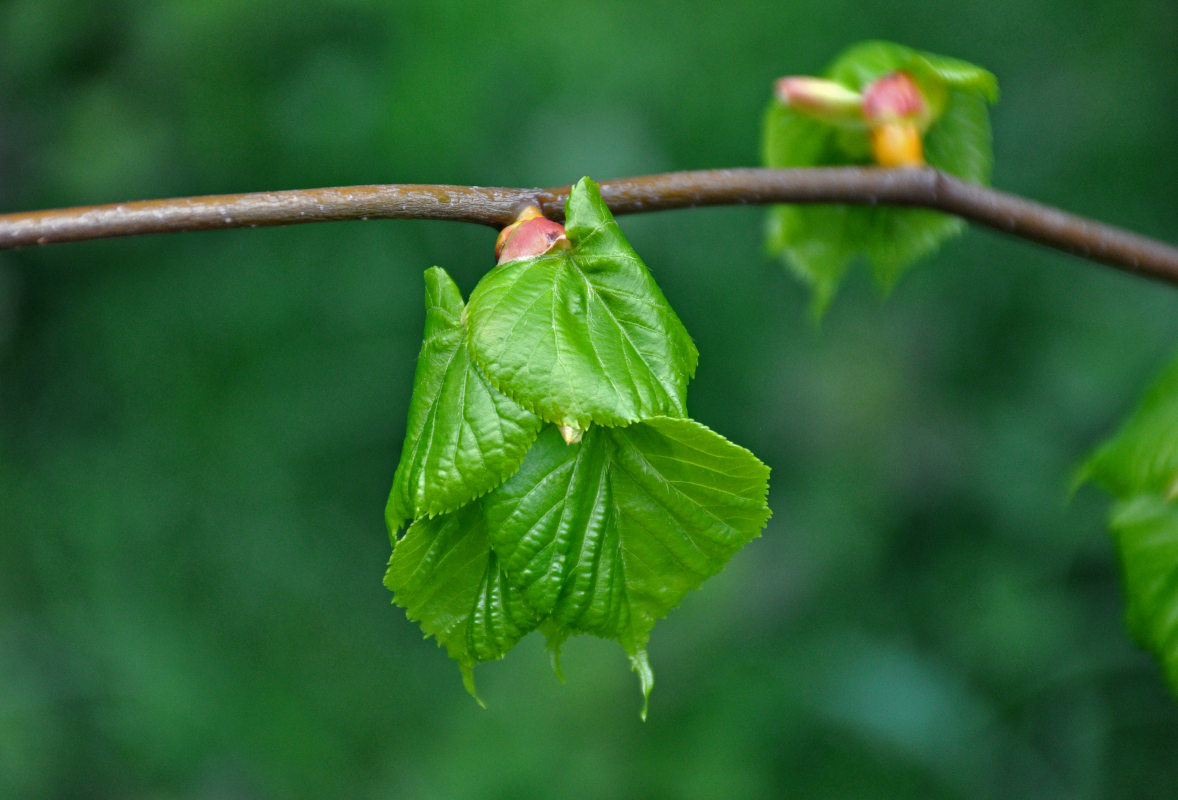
[2,1,1177,797]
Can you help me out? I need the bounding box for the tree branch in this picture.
[2,167,1176,287]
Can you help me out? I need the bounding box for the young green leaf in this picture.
[826,41,998,110]
[1078,352,1178,500]
[385,501,542,700]
[1108,495,1178,694]
[1078,353,1178,698]
[482,418,771,708]
[764,41,997,313]
[386,183,770,715]
[466,177,698,429]
[386,267,543,532]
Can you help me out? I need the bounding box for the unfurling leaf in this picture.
[485,420,771,650]
[396,419,771,711]
[1107,496,1178,694]
[386,267,542,531]
[385,502,541,700]
[466,177,698,429]
[386,178,770,715]
[1078,351,1178,699]
[764,40,998,313]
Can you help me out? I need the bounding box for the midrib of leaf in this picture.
[389,267,543,527]
[409,527,490,614]
[573,254,685,417]
[406,341,465,510]
[553,449,618,625]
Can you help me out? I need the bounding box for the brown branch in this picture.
[2,167,1177,287]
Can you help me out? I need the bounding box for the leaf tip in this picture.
[547,643,567,684]
[629,649,654,721]
[460,662,486,708]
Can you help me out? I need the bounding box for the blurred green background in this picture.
[2,1,1177,797]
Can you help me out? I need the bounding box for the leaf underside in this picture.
[487,419,770,647]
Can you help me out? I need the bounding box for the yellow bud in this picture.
[869,122,925,168]
[557,424,586,445]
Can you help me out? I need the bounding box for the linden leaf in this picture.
[384,501,541,700]
[386,267,542,532]
[1078,351,1178,500]
[826,41,998,111]
[1078,352,1178,699]
[1108,495,1178,695]
[482,418,771,712]
[466,177,698,429]
[763,40,997,313]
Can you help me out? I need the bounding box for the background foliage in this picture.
[2,1,1177,797]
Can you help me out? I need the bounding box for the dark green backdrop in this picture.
[2,1,1177,797]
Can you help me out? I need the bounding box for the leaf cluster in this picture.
[385,179,771,715]
[763,41,998,313]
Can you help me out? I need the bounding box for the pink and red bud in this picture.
[495,206,570,265]
[775,69,932,168]
[493,208,586,446]
[861,71,929,168]
[774,77,863,123]
[861,71,927,124]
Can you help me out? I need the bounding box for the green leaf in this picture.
[1078,352,1178,500]
[385,501,542,700]
[1079,354,1178,698]
[482,418,771,708]
[763,41,997,313]
[826,41,998,110]
[466,177,698,428]
[908,51,999,104]
[386,267,543,532]
[1108,495,1178,694]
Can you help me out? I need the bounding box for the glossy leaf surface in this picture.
[387,181,769,714]
[385,502,541,698]
[483,418,771,707]
[466,178,698,428]
[386,267,542,531]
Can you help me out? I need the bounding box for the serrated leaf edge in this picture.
[387,271,545,535]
